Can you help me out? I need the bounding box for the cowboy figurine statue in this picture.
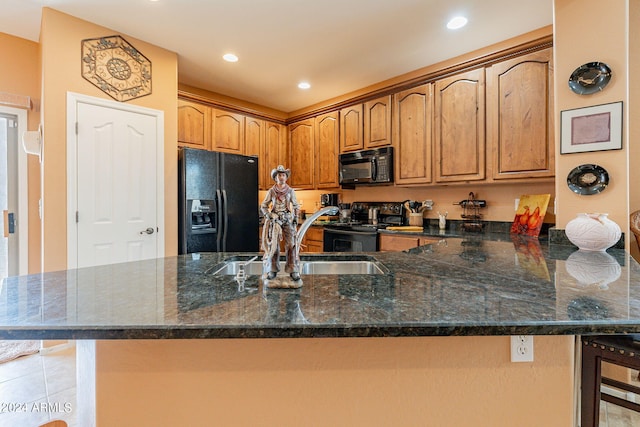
[261,165,302,285]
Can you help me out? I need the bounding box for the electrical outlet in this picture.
[515,198,520,211]
[510,335,534,362]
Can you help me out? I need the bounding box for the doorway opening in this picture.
[0,106,28,281]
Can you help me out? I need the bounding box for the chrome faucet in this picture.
[235,255,258,290]
[295,205,339,256]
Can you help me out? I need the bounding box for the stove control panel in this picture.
[350,201,405,224]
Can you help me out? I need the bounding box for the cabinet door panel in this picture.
[289,119,315,189]
[263,122,287,190]
[178,100,210,149]
[302,226,324,253]
[393,84,433,185]
[488,48,554,179]
[434,68,485,182]
[364,95,392,148]
[305,227,324,240]
[315,112,340,189]
[340,105,364,152]
[212,109,244,153]
[245,117,264,187]
[244,117,263,157]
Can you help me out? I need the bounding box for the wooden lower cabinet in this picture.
[302,227,324,253]
[379,234,438,252]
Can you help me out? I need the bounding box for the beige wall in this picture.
[40,8,178,272]
[296,182,556,224]
[554,0,631,251]
[90,337,575,427]
[0,32,42,273]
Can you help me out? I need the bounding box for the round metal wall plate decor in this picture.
[567,164,609,195]
[81,35,152,102]
[568,62,612,95]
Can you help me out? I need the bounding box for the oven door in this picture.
[323,228,378,252]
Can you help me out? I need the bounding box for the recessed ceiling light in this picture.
[446,16,468,30]
[298,82,311,90]
[223,53,238,63]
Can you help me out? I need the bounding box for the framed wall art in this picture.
[560,101,622,154]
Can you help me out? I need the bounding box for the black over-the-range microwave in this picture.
[339,146,394,186]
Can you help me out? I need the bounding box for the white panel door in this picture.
[76,102,158,268]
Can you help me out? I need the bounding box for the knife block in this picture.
[409,213,423,227]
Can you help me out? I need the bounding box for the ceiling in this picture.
[2,0,553,112]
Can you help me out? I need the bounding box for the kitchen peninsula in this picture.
[2,235,640,426]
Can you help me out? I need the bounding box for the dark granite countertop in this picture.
[1,234,639,340]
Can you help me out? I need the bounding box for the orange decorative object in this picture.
[511,194,551,237]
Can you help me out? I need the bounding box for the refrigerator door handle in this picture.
[216,189,223,252]
[221,189,229,252]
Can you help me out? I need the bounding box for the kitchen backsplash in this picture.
[272,181,556,225]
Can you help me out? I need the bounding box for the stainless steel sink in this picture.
[210,255,388,276]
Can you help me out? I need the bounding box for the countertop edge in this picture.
[1,323,637,340]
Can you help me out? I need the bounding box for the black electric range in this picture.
[323,202,405,252]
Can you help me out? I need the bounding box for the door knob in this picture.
[140,227,155,235]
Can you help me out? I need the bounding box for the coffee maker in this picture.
[320,193,339,207]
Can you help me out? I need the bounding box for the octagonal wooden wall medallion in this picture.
[81,35,152,102]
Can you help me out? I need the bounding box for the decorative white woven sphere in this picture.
[565,213,621,251]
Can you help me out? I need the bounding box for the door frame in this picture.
[66,92,165,269]
[0,106,28,275]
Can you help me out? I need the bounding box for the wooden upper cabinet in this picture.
[364,95,392,148]
[315,112,340,189]
[244,116,264,186]
[178,99,210,149]
[244,117,263,158]
[339,104,363,152]
[288,119,315,189]
[393,84,433,185]
[487,48,554,180]
[211,109,245,154]
[434,68,486,183]
[263,122,287,190]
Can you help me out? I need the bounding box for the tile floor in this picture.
[600,400,640,426]
[0,344,76,427]
[1,342,640,427]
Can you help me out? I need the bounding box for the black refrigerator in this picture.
[178,148,259,254]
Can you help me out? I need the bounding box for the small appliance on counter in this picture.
[338,203,352,223]
[320,193,339,207]
[323,201,405,252]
